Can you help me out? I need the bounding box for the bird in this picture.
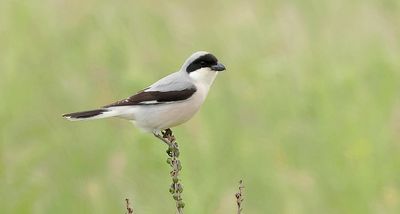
[62,51,226,135]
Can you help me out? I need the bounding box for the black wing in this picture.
[103,87,197,107]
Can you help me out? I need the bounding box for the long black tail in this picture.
[62,109,110,121]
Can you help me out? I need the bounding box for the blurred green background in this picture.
[1,0,400,213]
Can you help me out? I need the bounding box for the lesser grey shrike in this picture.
[63,51,226,135]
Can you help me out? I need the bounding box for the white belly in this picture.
[115,70,218,132]
[128,87,207,132]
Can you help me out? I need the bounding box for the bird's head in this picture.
[181,51,226,85]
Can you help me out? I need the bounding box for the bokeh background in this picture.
[1,0,400,213]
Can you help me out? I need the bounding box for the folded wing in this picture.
[103,87,197,107]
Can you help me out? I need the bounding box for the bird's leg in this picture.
[152,129,163,137]
[153,128,176,146]
[153,129,171,146]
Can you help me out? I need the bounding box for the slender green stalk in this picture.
[154,129,185,214]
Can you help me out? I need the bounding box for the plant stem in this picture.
[154,129,185,214]
[125,198,134,214]
[235,180,244,214]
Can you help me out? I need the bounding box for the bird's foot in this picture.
[152,129,163,137]
[163,128,175,141]
[153,128,175,146]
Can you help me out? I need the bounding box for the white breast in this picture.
[115,68,218,132]
[131,70,217,132]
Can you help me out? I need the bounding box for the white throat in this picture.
[188,68,218,89]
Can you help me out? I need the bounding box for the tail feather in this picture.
[63,108,120,121]
[63,108,130,121]
[63,109,107,119]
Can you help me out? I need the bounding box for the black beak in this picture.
[211,63,226,71]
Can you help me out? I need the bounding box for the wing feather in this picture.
[103,87,197,107]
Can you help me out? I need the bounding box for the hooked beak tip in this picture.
[211,63,226,71]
